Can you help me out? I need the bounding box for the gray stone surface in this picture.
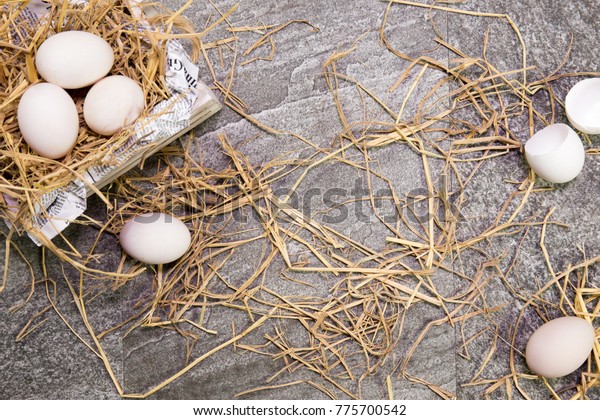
[2,0,600,400]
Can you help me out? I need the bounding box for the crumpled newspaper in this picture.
[6,0,215,245]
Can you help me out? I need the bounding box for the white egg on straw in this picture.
[526,316,595,378]
[119,212,191,265]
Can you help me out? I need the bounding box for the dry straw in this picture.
[3,0,600,400]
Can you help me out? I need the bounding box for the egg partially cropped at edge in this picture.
[565,78,600,135]
[119,212,191,265]
[84,75,145,136]
[525,316,596,378]
[35,31,115,89]
[17,83,79,159]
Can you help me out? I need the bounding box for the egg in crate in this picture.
[17,83,79,159]
[83,75,146,136]
[35,30,115,89]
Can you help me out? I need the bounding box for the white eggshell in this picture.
[83,75,145,136]
[36,31,114,89]
[526,316,596,378]
[17,83,79,159]
[524,123,585,183]
[119,213,191,265]
[565,78,600,135]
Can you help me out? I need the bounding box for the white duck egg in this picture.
[83,75,145,136]
[526,316,596,378]
[17,83,79,159]
[36,31,115,89]
[119,212,191,265]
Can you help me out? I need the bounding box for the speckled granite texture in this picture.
[1,0,599,400]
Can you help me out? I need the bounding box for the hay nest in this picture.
[0,0,200,243]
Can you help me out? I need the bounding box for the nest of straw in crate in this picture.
[0,0,200,240]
